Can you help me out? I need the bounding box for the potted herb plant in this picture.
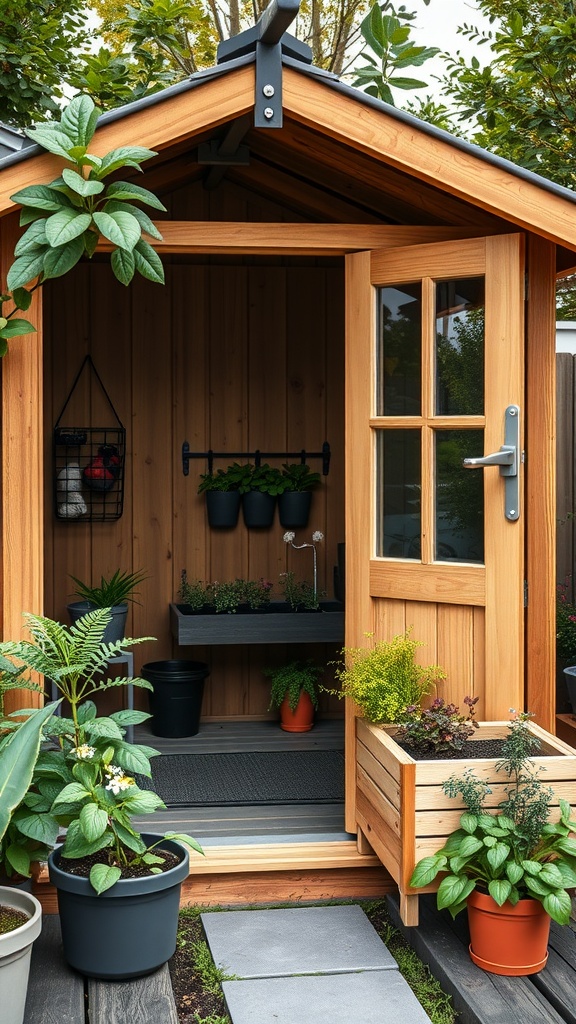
[557,578,576,711]
[278,463,321,528]
[242,464,284,528]
[0,701,59,1024]
[0,609,203,979]
[265,660,323,732]
[198,463,252,529]
[67,567,148,643]
[409,714,576,975]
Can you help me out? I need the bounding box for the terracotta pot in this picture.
[467,889,550,975]
[279,691,315,732]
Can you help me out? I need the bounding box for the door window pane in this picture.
[435,278,485,415]
[376,285,421,415]
[435,430,484,563]
[376,430,421,558]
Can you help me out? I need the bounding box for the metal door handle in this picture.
[461,405,520,521]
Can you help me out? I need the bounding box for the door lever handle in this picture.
[463,446,516,475]
[461,405,520,521]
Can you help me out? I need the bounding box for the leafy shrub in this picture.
[395,696,479,756]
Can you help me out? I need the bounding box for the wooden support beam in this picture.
[0,211,44,705]
[96,222,493,256]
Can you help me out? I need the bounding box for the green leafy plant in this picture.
[352,0,439,104]
[69,568,148,607]
[179,570,207,612]
[409,714,576,926]
[206,580,244,614]
[279,570,322,611]
[280,463,321,492]
[198,463,252,494]
[241,578,273,611]
[247,464,284,496]
[265,660,323,712]
[395,696,480,756]
[0,609,202,893]
[556,577,576,661]
[329,631,445,723]
[0,93,166,358]
[0,700,61,881]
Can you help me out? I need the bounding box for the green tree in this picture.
[350,0,439,104]
[439,0,576,189]
[0,0,91,127]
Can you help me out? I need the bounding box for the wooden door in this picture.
[345,235,526,831]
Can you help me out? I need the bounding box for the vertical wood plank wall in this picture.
[43,233,345,718]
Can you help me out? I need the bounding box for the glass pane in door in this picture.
[376,430,421,557]
[435,430,484,563]
[376,285,421,415]
[435,278,485,415]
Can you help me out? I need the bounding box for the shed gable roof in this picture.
[1,56,576,256]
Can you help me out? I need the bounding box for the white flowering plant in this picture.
[0,609,202,894]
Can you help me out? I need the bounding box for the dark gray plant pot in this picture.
[48,834,189,979]
[205,490,241,528]
[564,665,576,713]
[278,491,312,528]
[67,601,128,644]
[242,491,276,528]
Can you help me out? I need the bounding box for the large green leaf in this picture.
[505,861,524,885]
[45,209,92,248]
[488,878,512,905]
[15,811,60,845]
[90,862,122,894]
[14,219,48,256]
[97,146,158,178]
[111,248,135,286]
[486,842,510,872]
[460,813,478,835]
[6,844,31,877]
[123,788,165,814]
[52,781,92,808]
[43,236,85,280]
[61,819,112,859]
[62,168,104,198]
[84,716,124,741]
[457,835,484,857]
[61,95,99,147]
[12,287,33,311]
[134,239,165,284]
[25,126,75,160]
[543,889,572,926]
[165,832,204,857]
[105,181,167,211]
[0,318,35,339]
[104,201,163,241]
[79,802,109,841]
[113,742,152,776]
[11,185,72,212]
[437,874,472,910]
[7,251,47,290]
[93,210,141,253]
[0,701,60,842]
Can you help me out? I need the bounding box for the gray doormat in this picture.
[138,750,345,806]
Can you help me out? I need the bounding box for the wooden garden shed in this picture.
[1,3,576,901]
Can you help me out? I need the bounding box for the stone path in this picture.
[202,905,432,1024]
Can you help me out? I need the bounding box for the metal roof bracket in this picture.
[255,41,283,128]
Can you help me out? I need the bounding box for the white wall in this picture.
[557,322,576,353]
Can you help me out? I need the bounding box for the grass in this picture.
[170,899,457,1024]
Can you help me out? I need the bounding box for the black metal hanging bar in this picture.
[182,441,331,476]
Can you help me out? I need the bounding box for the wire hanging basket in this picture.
[53,356,126,522]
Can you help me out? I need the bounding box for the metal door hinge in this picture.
[524,580,528,607]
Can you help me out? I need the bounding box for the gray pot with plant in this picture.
[67,568,148,643]
[198,463,252,529]
[0,609,203,980]
[242,464,284,528]
[278,463,321,529]
[264,660,322,732]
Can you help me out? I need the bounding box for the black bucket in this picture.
[143,660,209,738]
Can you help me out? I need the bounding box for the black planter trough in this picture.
[169,601,344,645]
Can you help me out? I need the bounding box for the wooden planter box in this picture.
[355,718,576,926]
[170,601,344,645]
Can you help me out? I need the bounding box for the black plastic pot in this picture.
[564,665,576,713]
[242,491,276,528]
[205,490,241,528]
[143,660,209,737]
[48,835,189,979]
[278,490,312,528]
[67,601,128,644]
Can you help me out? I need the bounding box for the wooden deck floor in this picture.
[388,893,576,1024]
[132,718,348,842]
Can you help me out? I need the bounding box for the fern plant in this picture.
[265,660,323,712]
[0,609,202,893]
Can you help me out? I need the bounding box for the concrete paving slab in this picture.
[222,971,433,1024]
[201,905,397,978]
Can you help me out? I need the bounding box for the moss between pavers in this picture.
[169,901,457,1024]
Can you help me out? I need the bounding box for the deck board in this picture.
[88,967,178,1024]
[387,893,573,1024]
[24,916,84,1024]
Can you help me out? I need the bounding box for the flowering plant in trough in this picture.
[0,609,202,894]
[283,530,324,608]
